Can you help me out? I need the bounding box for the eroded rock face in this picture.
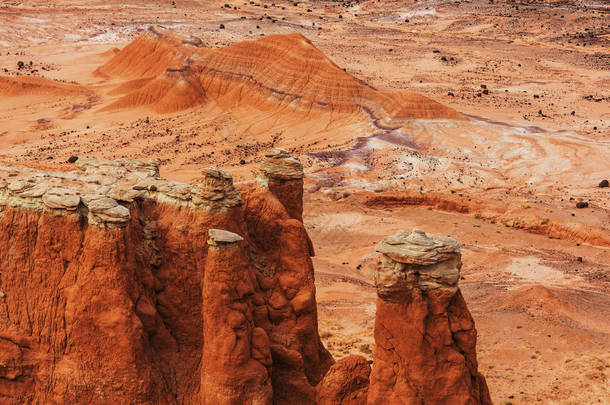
[0,154,330,404]
[244,148,333,403]
[368,229,492,405]
[0,157,491,405]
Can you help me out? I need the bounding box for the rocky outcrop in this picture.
[0,160,246,404]
[367,229,492,405]
[0,154,491,404]
[0,152,330,404]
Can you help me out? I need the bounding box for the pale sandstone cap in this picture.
[375,229,461,297]
[375,228,460,266]
[259,148,304,181]
[0,157,242,228]
[207,229,244,246]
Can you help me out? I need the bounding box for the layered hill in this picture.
[97,26,463,123]
[0,76,85,98]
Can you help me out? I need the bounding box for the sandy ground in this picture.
[0,1,609,404]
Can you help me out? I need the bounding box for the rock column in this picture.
[244,149,333,403]
[201,229,273,405]
[367,229,492,405]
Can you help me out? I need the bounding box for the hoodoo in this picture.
[368,229,492,405]
[244,148,333,403]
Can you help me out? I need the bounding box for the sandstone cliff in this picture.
[0,150,331,404]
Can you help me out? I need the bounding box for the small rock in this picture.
[575,201,588,208]
[208,229,243,246]
[598,179,609,188]
[67,155,79,163]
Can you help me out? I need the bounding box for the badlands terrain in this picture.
[0,0,609,403]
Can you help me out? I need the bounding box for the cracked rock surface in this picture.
[0,158,241,227]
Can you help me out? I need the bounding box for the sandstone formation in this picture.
[0,151,330,404]
[0,153,492,404]
[244,148,333,403]
[367,229,492,405]
[202,229,272,405]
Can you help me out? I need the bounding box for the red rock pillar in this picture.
[201,229,273,405]
[243,149,333,404]
[368,229,492,405]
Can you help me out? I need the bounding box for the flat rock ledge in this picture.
[375,229,461,298]
[0,158,242,227]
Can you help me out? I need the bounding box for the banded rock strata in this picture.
[96,26,463,123]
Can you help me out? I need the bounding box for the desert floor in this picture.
[1,0,609,403]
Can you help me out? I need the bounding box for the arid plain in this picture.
[0,0,609,403]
